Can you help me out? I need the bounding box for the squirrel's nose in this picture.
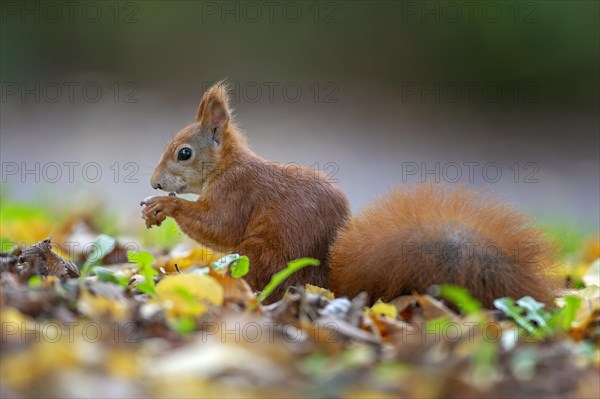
[150,170,163,190]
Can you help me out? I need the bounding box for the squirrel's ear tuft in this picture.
[195,80,231,134]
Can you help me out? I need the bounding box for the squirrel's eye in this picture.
[177,147,192,161]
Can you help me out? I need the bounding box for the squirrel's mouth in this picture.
[175,184,187,194]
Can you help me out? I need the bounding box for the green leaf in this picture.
[92,266,128,287]
[550,295,582,331]
[128,251,158,296]
[561,295,582,329]
[495,295,577,338]
[257,258,320,304]
[516,296,551,334]
[80,234,117,278]
[231,256,250,278]
[128,251,155,270]
[494,297,539,337]
[211,253,250,278]
[439,284,482,315]
[170,317,196,335]
[28,275,42,288]
[174,286,196,305]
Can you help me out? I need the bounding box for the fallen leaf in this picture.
[306,283,335,300]
[16,238,79,280]
[368,299,398,319]
[153,274,224,322]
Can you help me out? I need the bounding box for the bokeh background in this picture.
[1,0,598,236]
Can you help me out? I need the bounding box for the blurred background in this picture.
[1,0,598,236]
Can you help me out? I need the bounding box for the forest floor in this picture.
[1,202,599,398]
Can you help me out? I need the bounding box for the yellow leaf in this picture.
[77,289,129,322]
[368,299,398,319]
[1,306,31,325]
[305,283,335,300]
[162,245,225,272]
[105,349,139,378]
[2,218,52,246]
[154,274,224,320]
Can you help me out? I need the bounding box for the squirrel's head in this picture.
[151,81,231,195]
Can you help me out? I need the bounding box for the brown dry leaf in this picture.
[365,313,415,343]
[208,268,255,304]
[315,314,381,347]
[416,294,457,321]
[55,218,131,265]
[16,238,79,280]
[389,295,419,321]
[300,320,346,355]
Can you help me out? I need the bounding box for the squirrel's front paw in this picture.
[140,195,179,228]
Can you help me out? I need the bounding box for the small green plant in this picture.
[551,295,582,331]
[92,266,129,287]
[127,251,158,296]
[436,284,499,388]
[211,253,250,278]
[439,284,482,315]
[169,286,199,335]
[80,234,117,278]
[252,258,320,308]
[494,295,582,339]
[495,296,548,338]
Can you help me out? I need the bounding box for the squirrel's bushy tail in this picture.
[328,185,562,308]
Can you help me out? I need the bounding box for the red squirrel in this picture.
[142,81,560,307]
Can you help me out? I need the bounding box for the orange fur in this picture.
[145,82,560,307]
[329,185,561,307]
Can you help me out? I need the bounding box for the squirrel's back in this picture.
[329,185,561,307]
